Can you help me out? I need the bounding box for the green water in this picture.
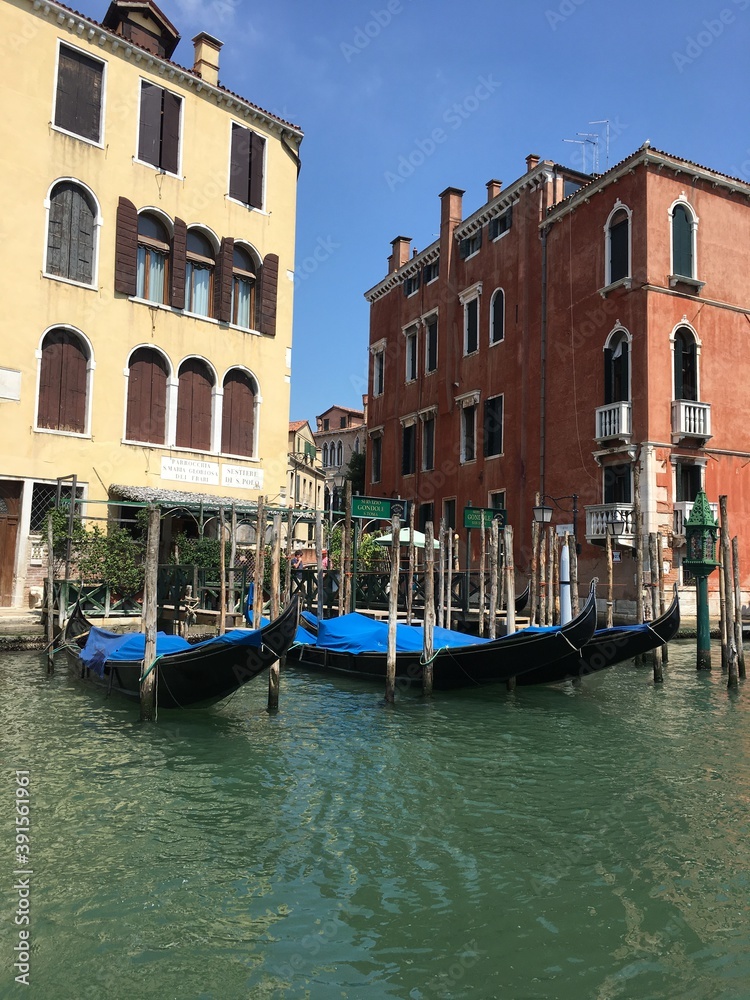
[1,644,750,1000]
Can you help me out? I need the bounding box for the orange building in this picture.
[365,144,750,611]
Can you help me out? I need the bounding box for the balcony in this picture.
[595,401,632,443]
[673,499,719,538]
[585,503,635,547]
[672,400,711,443]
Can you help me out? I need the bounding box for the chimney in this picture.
[486,179,502,201]
[389,236,412,273]
[192,32,223,86]
[439,186,464,271]
[525,153,541,173]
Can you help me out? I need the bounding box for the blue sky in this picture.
[96,0,748,423]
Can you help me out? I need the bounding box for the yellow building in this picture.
[287,420,325,554]
[0,0,302,606]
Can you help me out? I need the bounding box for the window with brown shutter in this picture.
[229,123,265,209]
[37,329,88,434]
[221,370,257,456]
[46,181,97,284]
[54,44,104,143]
[176,359,213,451]
[185,230,215,317]
[136,213,170,303]
[213,237,235,324]
[258,253,278,336]
[138,81,181,174]
[115,197,138,296]
[230,245,256,329]
[126,348,168,443]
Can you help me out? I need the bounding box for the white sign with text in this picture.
[221,465,264,490]
[161,457,220,486]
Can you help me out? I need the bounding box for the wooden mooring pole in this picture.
[657,531,668,664]
[406,503,415,625]
[268,513,282,712]
[504,525,516,692]
[478,514,486,637]
[569,533,579,618]
[488,519,499,641]
[732,535,746,679]
[649,533,663,683]
[385,512,400,704]
[218,505,226,636]
[446,530,453,630]
[720,496,738,686]
[438,518,446,629]
[140,506,160,722]
[253,497,265,630]
[46,515,55,673]
[423,521,435,696]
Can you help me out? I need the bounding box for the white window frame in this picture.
[483,392,504,459]
[121,344,174,446]
[603,324,633,403]
[489,288,505,346]
[419,406,437,472]
[34,325,96,438]
[219,365,261,460]
[668,196,700,284]
[225,120,268,214]
[423,312,438,375]
[459,282,482,357]
[404,324,418,383]
[400,414,418,477]
[456,390,479,464]
[42,177,103,290]
[669,321,702,402]
[51,40,107,148]
[371,340,386,397]
[603,200,632,288]
[133,77,184,180]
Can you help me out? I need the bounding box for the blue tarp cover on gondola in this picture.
[303,612,491,654]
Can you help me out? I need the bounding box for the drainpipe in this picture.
[539,223,549,499]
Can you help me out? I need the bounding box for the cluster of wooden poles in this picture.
[718,495,746,688]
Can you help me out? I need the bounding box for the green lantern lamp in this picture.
[683,490,719,670]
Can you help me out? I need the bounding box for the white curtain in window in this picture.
[233,277,252,328]
[188,263,211,316]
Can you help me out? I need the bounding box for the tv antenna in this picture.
[577,133,600,173]
[589,120,611,169]
[562,137,588,174]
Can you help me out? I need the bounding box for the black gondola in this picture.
[288,582,598,690]
[57,596,300,709]
[515,586,680,685]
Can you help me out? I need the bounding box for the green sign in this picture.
[463,506,507,530]
[351,496,410,521]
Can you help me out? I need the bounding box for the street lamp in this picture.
[532,493,579,551]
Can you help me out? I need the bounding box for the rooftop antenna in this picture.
[577,132,600,174]
[589,120,610,170]
[562,137,587,174]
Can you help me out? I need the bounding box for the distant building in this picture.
[364,146,750,604]
[314,402,366,516]
[0,0,302,606]
[287,420,324,551]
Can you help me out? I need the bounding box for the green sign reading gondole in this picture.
[351,496,410,521]
[463,506,507,530]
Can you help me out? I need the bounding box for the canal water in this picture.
[1,642,749,999]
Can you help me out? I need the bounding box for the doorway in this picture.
[0,482,22,606]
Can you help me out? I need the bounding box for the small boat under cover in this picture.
[59,597,300,709]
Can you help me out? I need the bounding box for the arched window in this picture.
[231,245,257,329]
[185,230,215,317]
[37,328,89,433]
[606,205,630,285]
[221,369,257,457]
[672,203,695,279]
[674,327,698,401]
[176,358,214,450]
[490,288,505,345]
[336,441,343,466]
[604,328,630,403]
[46,181,97,285]
[125,347,168,443]
[322,443,329,467]
[136,213,170,304]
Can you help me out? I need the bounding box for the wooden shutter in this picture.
[229,124,251,202]
[114,197,138,296]
[126,348,167,443]
[249,131,265,208]
[171,218,187,309]
[46,185,68,276]
[603,347,614,405]
[258,253,278,336]
[55,46,102,142]
[176,360,212,451]
[213,237,234,323]
[609,215,628,282]
[70,186,95,284]
[161,90,181,174]
[221,370,255,456]
[672,206,692,277]
[38,332,86,433]
[138,81,162,167]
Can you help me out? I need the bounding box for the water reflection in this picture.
[1,642,749,998]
